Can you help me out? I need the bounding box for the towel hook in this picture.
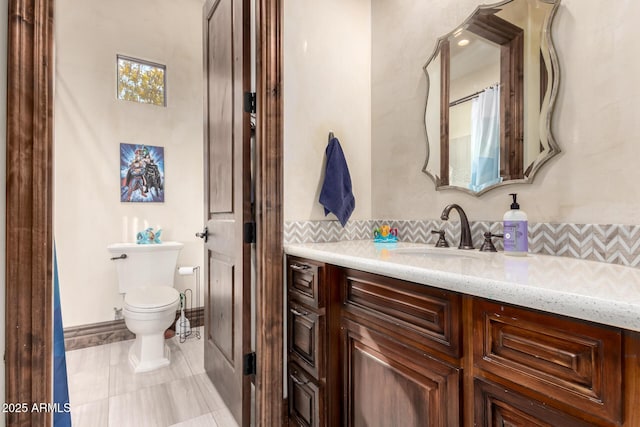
[328,131,335,143]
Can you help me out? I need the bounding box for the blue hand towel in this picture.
[319,137,355,227]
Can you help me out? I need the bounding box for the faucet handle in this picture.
[431,229,449,248]
[480,231,503,252]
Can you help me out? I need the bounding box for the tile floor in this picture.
[66,335,238,427]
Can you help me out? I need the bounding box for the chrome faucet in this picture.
[440,204,474,249]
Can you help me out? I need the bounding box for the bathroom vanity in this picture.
[285,241,640,427]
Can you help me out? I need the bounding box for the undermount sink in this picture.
[389,246,482,259]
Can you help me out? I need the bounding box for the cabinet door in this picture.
[288,301,325,379]
[342,319,460,427]
[474,299,622,424]
[288,257,324,309]
[288,363,323,427]
[474,378,594,427]
[341,268,461,360]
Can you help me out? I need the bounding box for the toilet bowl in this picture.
[123,286,180,372]
[107,241,184,373]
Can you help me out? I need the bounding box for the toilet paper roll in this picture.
[178,266,196,276]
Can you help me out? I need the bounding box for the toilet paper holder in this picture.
[177,265,201,342]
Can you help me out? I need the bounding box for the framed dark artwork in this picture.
[120,143,165,202]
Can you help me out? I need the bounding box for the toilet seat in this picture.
[124,286,180,313]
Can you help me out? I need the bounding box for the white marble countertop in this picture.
[285,241,640,332]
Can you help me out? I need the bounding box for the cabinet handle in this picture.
[290,307,309,317]
[290,263,311,272]
[291,372,309,385]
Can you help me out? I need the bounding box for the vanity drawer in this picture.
[288,257,325,309]
[473,299,622,424]
[288,363,324,427]
[288,301,325,379]
[474,378,594,427]
[341,269,461,359]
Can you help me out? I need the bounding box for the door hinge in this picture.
[243,221,256,244]
[244,92,256,114]
[243,352,256,376]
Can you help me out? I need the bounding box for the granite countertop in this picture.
[285,240,640,332]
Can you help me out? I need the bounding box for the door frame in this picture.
[5,0,284,426]
[6,1,54,425]
[255,0,284,424]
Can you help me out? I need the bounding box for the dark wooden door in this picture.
[203,0,251,424]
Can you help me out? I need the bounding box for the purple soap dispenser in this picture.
[503,193,528,256]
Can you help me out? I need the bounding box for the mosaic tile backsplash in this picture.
[284,220,640,268]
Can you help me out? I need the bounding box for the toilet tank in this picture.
[107,242,184,293]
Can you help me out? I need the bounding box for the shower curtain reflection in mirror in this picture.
[469,85,501,192]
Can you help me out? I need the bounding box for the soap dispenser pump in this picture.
[503,193,528,256]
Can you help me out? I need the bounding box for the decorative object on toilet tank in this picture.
[136,227,162,244]
[120,143,165,203]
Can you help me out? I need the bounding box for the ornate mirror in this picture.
[423,0,560,195]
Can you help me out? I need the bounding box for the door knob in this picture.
[196,227,209,242]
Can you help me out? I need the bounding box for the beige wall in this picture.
[55,0,205,327]
[372,0,640,224]
[284,0,372,222]
[284,0,640,224]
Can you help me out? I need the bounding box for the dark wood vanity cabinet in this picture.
[285,256,640,426]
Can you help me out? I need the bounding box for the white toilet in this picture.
[107,241,183,373]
